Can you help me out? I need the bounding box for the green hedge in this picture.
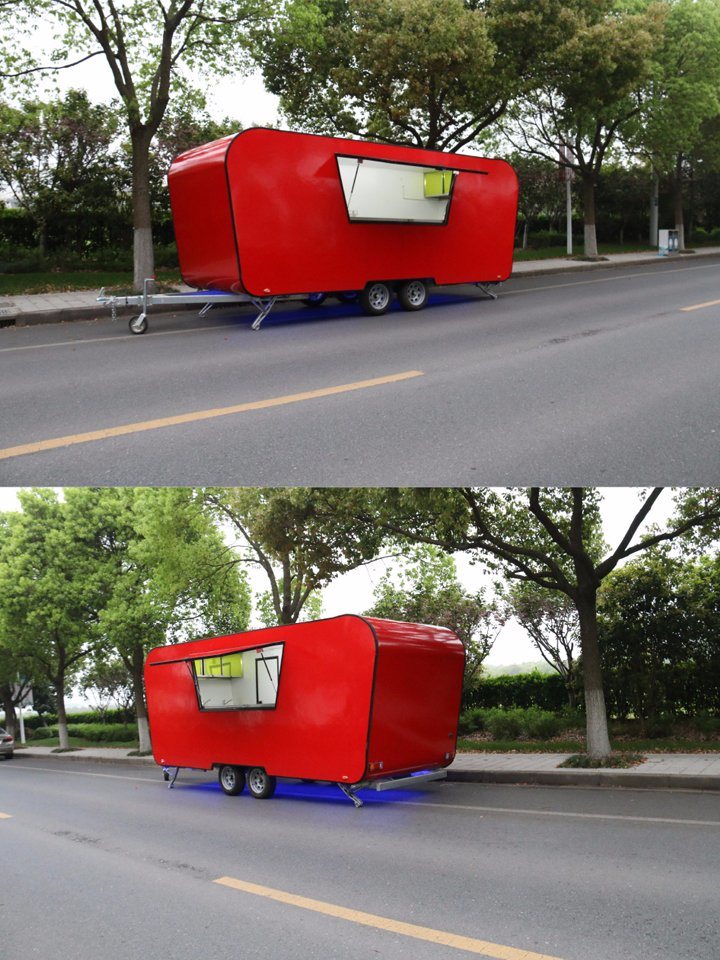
[459,706,566,740]
[42,722,138,742]
[464,671,569,711]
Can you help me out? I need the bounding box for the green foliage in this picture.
[458,705,562,740]
[205,488,385,625]
[464,671,569,711]
[32,726,54,740]
[598,547,720,719]
[65,722,138,742]
[255,0,501,149]
[0,90,124,252]
[365,544,501,696]
[558,753,644,769]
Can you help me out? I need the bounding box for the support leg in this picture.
[251,298,277,331]
[475,283,499,300]
[198,302,214,318]
[338,783,364,808]
[162,766,180,789]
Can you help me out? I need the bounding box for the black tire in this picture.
[162,769,170,782]
[360,282,392,316]
[397,279,429,311]
[246,766,277,799]
[218,764,245,796]
[129,314,148,335]
[302,293,327,307]
[334,291,358,303]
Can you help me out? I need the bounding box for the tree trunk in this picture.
[576,592,612,758]
[131,645,152,753]
[522,219,529,249]
[36,217,47,258]
[55,673,70,750]
[1,684,17,737]
[131,129,155,292]
[581,176,599,259]
[672,157,685,251]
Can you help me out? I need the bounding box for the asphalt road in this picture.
[2,755,720,960]
[1,257,719,485]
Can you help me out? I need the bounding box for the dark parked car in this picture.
[0,727,14,759]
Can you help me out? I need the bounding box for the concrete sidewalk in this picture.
[2,246,719,328]
[13,744,720,792]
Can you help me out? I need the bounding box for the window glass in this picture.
[192,643,283,710]
[337,155,457,224]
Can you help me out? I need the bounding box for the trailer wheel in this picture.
[398,280,429,311]
[302,293,327,307]
[129,314,148,335]
[218,765,246,796]
[360,282,392,316]
[246,767,277,799]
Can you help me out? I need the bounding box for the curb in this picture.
[3,249,719,329]
[14,748,154,765]
[509,249,717,279]
[446,768,720,792]
[15,748,720,792]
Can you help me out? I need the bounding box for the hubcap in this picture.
[406,281,426,306]
[368,284,390,310]
[221,767,237,790]
[249,770,265,792]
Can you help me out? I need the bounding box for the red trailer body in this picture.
[144,615,465,792]
[168,128,518,298]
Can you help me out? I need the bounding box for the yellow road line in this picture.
[680,298,720,312]
[213,876,563,960]
[0,370,423,462]
[0,812,12,819]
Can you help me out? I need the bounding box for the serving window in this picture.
[336,155,458,224]
[191,643,283,710]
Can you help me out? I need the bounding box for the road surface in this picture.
[1,257,719,485]
[2,755,719,960]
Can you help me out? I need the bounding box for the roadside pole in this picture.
[559,144,574,256]
[566,175,573,255]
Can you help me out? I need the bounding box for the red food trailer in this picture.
[102,129,517,333]
[144,615,465,806]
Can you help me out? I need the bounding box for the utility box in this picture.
[658,228,679,255]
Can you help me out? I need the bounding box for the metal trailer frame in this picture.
[97,278,285,334]
[161,764,446,807]
[97,277,500,335]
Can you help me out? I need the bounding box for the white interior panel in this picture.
[337,156,452,223]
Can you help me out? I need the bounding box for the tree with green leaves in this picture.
[0,90,122,255]
[507,153,568,248]
[597,548,686,722]
[622,0,720,250]
[204,488,386,625]
[365,543,501,698]
[504,0,666,258]
[254,0,573,151]
[503,581,580,707]
[11,0,271,287]
[0,489,121,749]
[375,487,720,758]
[92,487,251,753]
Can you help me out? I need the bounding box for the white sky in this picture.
[0,487,675,666]
[21,20,283,130]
